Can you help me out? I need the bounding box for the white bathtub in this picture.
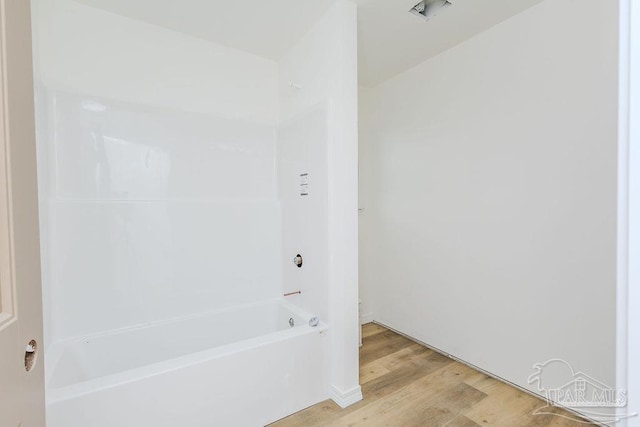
[45,299,329,427]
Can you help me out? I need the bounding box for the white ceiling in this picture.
[73,0,543,87]
[355,0,543,86]
[73,0,337,59]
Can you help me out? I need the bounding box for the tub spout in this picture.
[284,291,301,297]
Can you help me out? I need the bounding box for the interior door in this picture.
[0,0,46,426]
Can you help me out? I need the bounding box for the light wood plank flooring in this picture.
[271,324,593,427]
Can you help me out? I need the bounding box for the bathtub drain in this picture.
[289,317,294,328]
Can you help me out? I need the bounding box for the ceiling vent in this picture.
[409,0,452,21]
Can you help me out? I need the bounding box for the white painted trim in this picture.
[0,1,45,424]
[623,0,640,425]
[360,312,374,325]
[617,1,631,427]
[0,0,17,329]
[329,384,363,408]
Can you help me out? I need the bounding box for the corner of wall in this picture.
[329,384,363,409]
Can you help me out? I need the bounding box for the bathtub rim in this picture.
[45,298,326,404]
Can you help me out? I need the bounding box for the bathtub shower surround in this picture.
[278,105,329,323]
[42,91,282,340]
[32,0,359,425]
[32,0,281,345]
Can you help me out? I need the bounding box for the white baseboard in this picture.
[360,312,374,325]
[330,384,363,408]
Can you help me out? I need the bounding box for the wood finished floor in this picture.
[271,324,593,427]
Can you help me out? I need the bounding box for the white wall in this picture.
[32,0,281,344]
[358,85,375,323]
[278,0,361,406]
[360,0,618,406]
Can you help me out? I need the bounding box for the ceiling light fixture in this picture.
[409,0,452,21]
